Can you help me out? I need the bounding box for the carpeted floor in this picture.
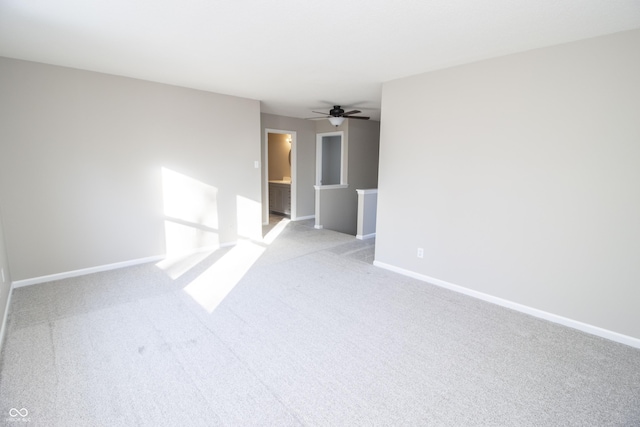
[1,219,639,426]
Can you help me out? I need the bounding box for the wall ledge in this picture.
[373,260,640,350]
[356,233,376,240]
[314,184,348,190]
[356,188,378,195]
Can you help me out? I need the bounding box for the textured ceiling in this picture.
[1,0,639,120]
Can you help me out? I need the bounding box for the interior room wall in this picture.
[261,113,316,221]
[375,29,640,341]
[348,119,381,190]
[315,119,380,235]
[0,57,262,282]
[267,133,291,181]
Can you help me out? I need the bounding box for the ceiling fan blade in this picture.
[342,110,361,116]
[312,110,330,115]
[305,116,329,120]
[345,116,370,120]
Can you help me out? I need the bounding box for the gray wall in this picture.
[261,113,316,221]
[0,57,262,281]
[321,135,342,185]
[316,119,380,235]
[376,29,640,340]
[348,119,381,190]
[357,191,378,238]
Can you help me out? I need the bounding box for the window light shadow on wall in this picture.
[156,167,220,279]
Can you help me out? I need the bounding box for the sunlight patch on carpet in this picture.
[183,217,289,313]
[183,240,264,313]
[155,249,216,280]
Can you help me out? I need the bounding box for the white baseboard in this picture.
[12,241,242,289]
[292,215,315,221]
[373,260,640,349]
[314,225,323,229]
[12,255,165,288]
[356,232,376,240]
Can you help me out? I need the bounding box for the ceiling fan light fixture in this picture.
[328,116,345,126]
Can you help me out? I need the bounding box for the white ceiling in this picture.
[1,0,639,121]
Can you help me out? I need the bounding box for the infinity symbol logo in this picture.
[9,408,28,417]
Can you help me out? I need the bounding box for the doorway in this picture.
[263,129,297,226]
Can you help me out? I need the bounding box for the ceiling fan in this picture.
[307,105,370,126]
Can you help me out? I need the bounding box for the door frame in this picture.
[263,128,297,224]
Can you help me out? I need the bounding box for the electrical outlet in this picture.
[417,248,424,258]
[254,160,260,169]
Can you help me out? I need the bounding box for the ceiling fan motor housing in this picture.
[330,106,345,116]
[308,105,369,121]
